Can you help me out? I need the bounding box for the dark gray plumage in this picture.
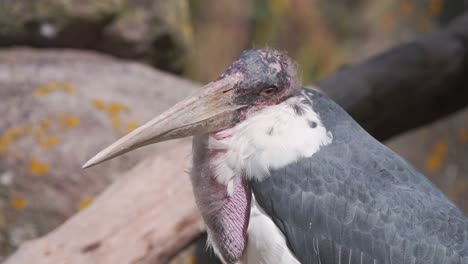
[251,88,468,264]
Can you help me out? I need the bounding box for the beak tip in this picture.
[81,140,128,169]
[82,158,97,169]
[82,151,107,169]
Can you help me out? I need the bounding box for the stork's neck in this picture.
[190,91,333,263]
[191,135,251,264]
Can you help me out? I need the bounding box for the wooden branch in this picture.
[318,12,468,140]
[4,140,204,264]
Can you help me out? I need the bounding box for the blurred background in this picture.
[0,0,467,263]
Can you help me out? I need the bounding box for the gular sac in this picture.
[191,135,251,264]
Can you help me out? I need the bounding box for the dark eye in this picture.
[259,87,277,97]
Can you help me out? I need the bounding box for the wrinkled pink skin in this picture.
[191,135,251,264]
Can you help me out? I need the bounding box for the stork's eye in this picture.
[259,87,277,97]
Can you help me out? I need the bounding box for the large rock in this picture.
[0,48,200,261]
[0,0,192,73]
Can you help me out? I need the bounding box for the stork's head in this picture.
[83,49,300,168]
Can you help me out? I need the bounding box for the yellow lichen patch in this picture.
[28,156,49,176]
[65,116,80,128]
[111,114,121,131]
[91,100,130,115]
[10,198,26,209]
[37,135,60,148]
[457,128,467,144]
[429,0,443,16]
[34,81,76,96]
[39,119,50,131]
[107,102,130,114]
[34,120,60,148]
[0,125,31,155]
[125,120,138,134]
[33,127,44,141]
[33,126,44,144]
[0,139,7,155]
[425,140,448,173]
[92,99,133,133]
[57,113,80,130]
[2,125,30,141]
[79,197,94,210]
[92,99,106,110]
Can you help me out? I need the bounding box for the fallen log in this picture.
[4,140,204,264]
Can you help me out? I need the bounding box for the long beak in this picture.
[82,75,244,169]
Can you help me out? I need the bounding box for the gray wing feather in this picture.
[250,89,468,264]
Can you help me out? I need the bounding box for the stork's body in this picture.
[83,49,468,264]
[192,89,468,264]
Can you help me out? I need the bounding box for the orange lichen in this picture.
[0,139,7,155]
[10,198,26,209]
[28,156,49,175]
[37,135,60,148]
[107,102,129,114]
[125,120,138,134]
[58,114,80,130]
[34,81,76,96]
[39,119,50,131]
[111,114,121,131]
[33,120,61,148]
[92,100,129,114]
[65,116,79,128]
[0,125,31,155]
[2,126,30,141]
[457,128,467,144]
[425,140,448,173]
[79,197,94,210]
[92,99,133,133]
[92,99,105,110]
[2,115,81,155]
[429,0,442,16]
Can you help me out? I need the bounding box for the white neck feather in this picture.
[208,93,333,193]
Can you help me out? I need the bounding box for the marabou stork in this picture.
[83,49,468,264]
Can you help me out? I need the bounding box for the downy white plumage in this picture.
[209,93,333,193]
